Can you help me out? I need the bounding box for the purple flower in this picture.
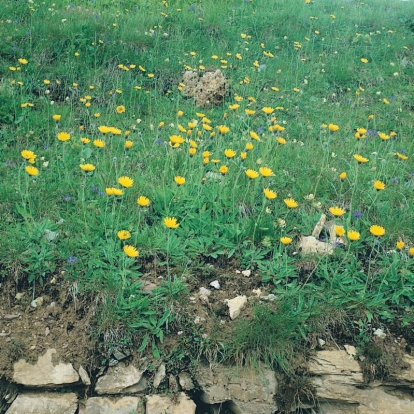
[67,256,77,265]
[367,130,377,136]
[353,211,363,218]
[63,195,72,202]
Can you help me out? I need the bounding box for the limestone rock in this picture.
[308,350,362,381]
[95,363,146,395]
[358,387,414,413]
[153,363,166,389]
[178,372,194,391]
[309,350,363,404]
[181,70,229,106]
[83,396,141,414]
[79,365,91,386]
[196,364,278,413]
[298,235,334,255]
[6,392,77,414]
[225,295,247,320]
[145,393,196,414]
[13,348,79,387]
[387,354,414,388]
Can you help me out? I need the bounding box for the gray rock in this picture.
[78,365,91,386]
[153,363,166,389]
[13,349,79,387]
[6,392,77,414]
[145,393,196,414]
[83,396,142,414]
[196,364,278,413]
[178,372,194,391]
[95,363,147,395]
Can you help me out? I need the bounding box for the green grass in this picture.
[1,0,414,362]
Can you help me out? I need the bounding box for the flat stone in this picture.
[196,364,278,413]
[225,295,247,320]
[95,363,146,395]
[83,396,142,414]
[13,348,79,387]
[146,393,196,414]
[308,350,363,382]
[358,387,414,413]
[6,392,77,414]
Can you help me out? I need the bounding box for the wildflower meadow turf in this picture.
[0,0,414,356]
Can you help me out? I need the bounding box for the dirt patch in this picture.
[0,272,97,381]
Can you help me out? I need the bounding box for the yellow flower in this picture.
[137,196,151,207]
[396,152,408,160]
[21,150,36,160]
[370,225,385,237]
[276,137,286,145]
[116,105,126,114]
[245,142,254,151]
[229,104,240,110]
[18,58,28,65]
[218,125,230,135]
[164,217,179,229]
[202,151,211,158]
[117,230,131,240]
[105,187,122,196]
[44,79,50,85]
[189,148,196,156]
[25,166,39,176]
[378,132,390,141]
[360,58,368,64]
[170,135,185,145]
[188,120,197,129]
[262,107,274,115]
[329,206,346,217]
[280,237,292,245]
[123,245,139,258]
[93,139,105,148]
[249,131,260,141]
[219,166,228,175]
[52,114,61,121]
[81,137,90,144]
[202,123,213,131]
[373,180,385,191]
[335,226,345,237]
[284,198,298,208]
[240,151,247,160]
[245,109,256,115]
[409,247,414,256]
[57,132,71,141]
[396,241,405,250]
[98,125,111,134]
[174,176,186,185]
[263,188,277,199]
[347,230,360,241]
[79,164,96,172]
[125,140,133,149]
[224,149,236,158]
[118,176,134,188]
[189,140,198,148]
[328,124,339,132]
[353,154,369,164]
[339,172,347,180]
[109,127,122,135]
[245,169,259,179]
[259,167,273,177]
